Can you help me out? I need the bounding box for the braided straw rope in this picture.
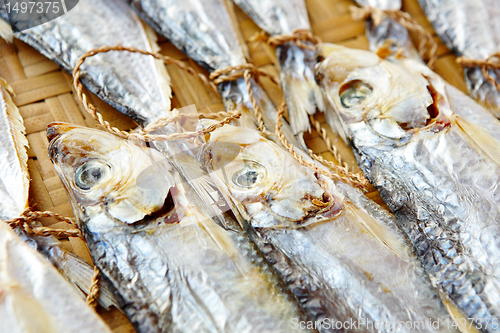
[350,6,438,68]
[5,209,83,239]
[86,266,100,308]
[309,115,351,171]
[457,53,500,91]
[73,45,242,142]
[249,29,321,51]
[210,63,280,134]
[276,102,369,189]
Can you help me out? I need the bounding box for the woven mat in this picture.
[0,0,466,331]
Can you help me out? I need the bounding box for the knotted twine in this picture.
[249,28,321,51]
[350,6,438,68]
[457,53,500,91]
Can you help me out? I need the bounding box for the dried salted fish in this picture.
[317,43,500,331]
[48,123,309,333]
[418,0,500,117]
[199,123,457,333]
[0,220,112,333]
[231,0,325,142]
[0,0,171,123]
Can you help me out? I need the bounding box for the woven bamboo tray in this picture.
[0,0,466,331]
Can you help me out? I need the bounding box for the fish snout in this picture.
[46,122,79,142]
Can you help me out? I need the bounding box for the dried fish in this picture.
[48,122,309,333]
[317,43,500,331]
[418,0,500,117]
[0,0,171,123]
[199,123,457,332]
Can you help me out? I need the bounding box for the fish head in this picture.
[316,44,446,141]
[200,125,343,228]
[47,123,174,226]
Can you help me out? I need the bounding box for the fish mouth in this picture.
[296,173,343,225]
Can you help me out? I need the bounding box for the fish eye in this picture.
[75,160,111,190]
[231,161,266,189]
[339,80,373,108]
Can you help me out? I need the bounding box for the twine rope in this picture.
[309,115,351,171]
[249,29,321,51]
[86,266,100,308]
[350,6,438,68]
[73,45,241,142]
[276,102,369,189]
[210,63,280,134]
[457,53,500,91]
[5,209,83,239]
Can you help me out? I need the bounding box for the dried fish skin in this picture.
[200,124,456,332]
[317,43,500,330]
[0,220,112,333]
[418,0,500,117]
[48,123,308,333]
[125,0,247,71]
[1,0,171,124]
[0,78,28,221]
[232,0,325,138]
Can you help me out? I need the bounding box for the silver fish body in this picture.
[2,0,171,123]
[232,0,325,138]
[48,123,308,333]
[200,124,456,333]
[317,43,500,331]
[0,220,112,333]
[418,0,500,117]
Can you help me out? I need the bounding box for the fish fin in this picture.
[278,43,325,136]
[454,115,500,168]
[345,201,410,262]
[0,18,13,43]
[7,287,56,333]
[439,292,481,333]
[2,78,29,209]
[57,252,119,310]
[324,103,349,144]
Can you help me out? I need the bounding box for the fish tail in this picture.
[464,66,500,118]
[366,16,420,61]
[219,76,306,150]
[276,42,325,137]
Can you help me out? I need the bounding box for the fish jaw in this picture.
[47,123,174,226]
[201,124,344,228]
